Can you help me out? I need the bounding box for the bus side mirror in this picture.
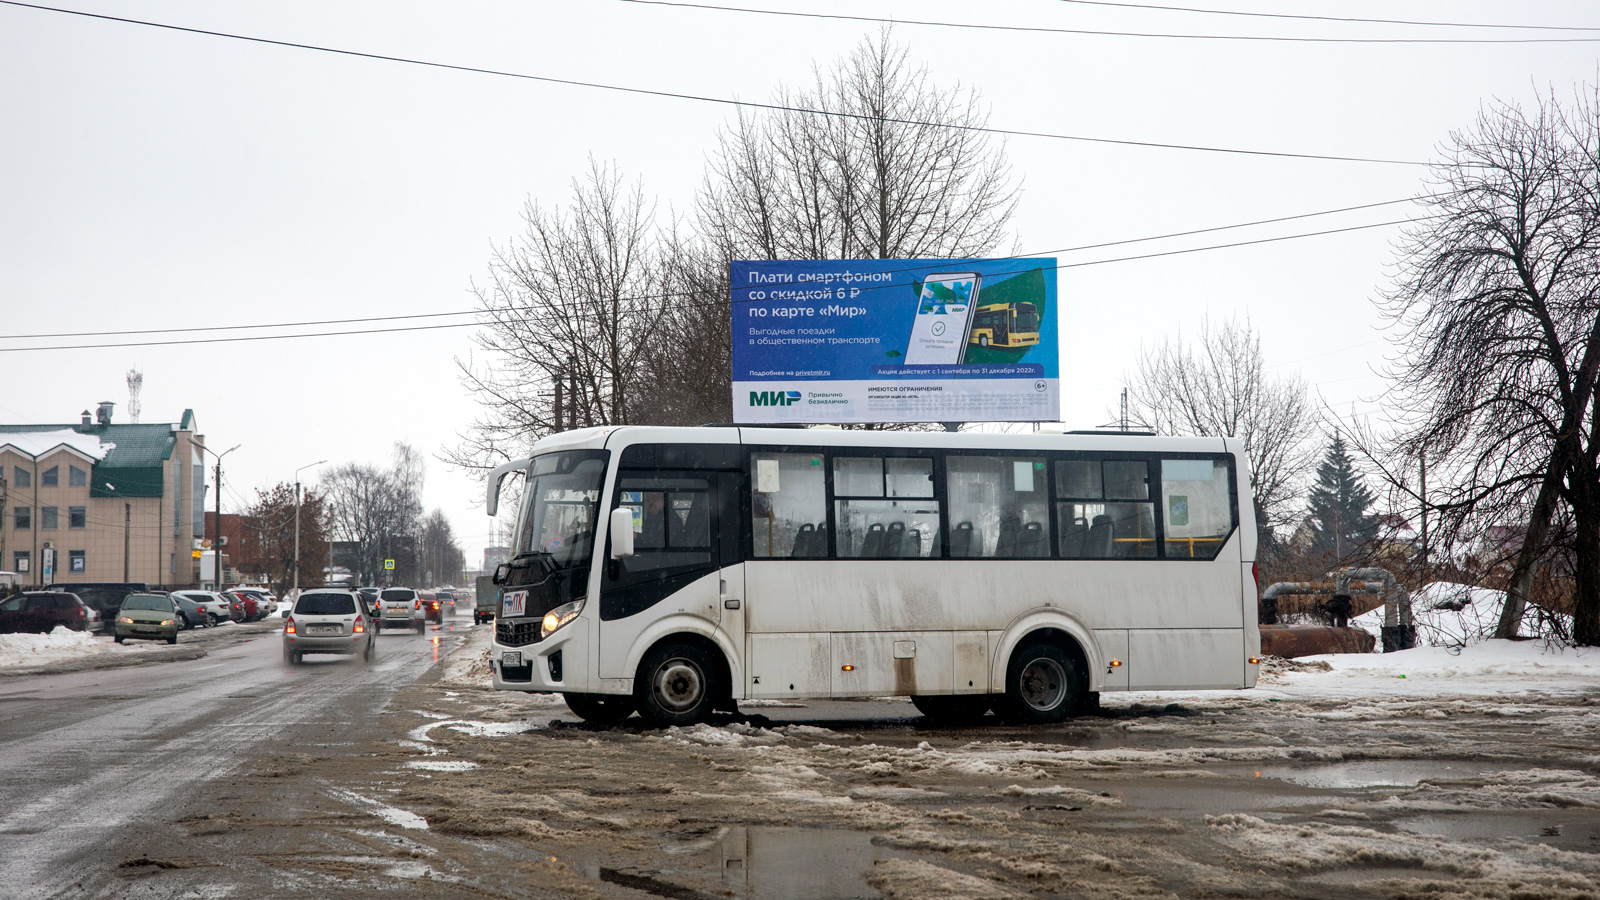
[609,508,635,560]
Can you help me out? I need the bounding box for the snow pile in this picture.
[660,722,784,748]
[1351,581,1573,649]
[1309,639,1599,684]
[438,626,493,687]
[0,626,115,668]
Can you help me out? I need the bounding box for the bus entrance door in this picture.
[597,469,742,681]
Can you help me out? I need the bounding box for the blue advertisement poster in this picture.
[731,258,1059,424]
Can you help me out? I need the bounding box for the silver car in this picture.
[375,587,425,634]
[283,590,374,665]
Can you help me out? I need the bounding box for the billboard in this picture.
[731,258,1058,424]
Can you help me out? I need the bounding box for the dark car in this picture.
[420,591,444,624]
[47,582,148,634]
[172,594,209,629]
[0,591,99,633]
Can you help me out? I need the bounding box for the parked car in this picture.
[172,594,210,629]
[283,590,374,664]
[172,590,231,625]
[223,591,260,622]
[115,593,180,644]
[419,591,444,624]
[47,582,148,634]
[236,588,276,617]
[0,591,99,633]
[375,587,424,633]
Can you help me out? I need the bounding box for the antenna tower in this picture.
[126,369,143,423]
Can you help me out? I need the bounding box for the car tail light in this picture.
[285,617,296,634]
[353,622,365,633]
[414,600,421,610]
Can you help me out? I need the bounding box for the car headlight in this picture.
[160,619,174,626]
[540,600,583,639]
[119,616,134,624]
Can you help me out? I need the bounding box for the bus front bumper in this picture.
[491,618,588,692]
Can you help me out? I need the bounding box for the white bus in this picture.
[484,426,1260,727]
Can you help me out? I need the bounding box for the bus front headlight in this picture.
[541,600,583,639]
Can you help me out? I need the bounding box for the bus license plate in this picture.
[501,651,522,668]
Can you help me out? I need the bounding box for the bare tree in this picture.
[418,510,465,587]
[698,28,1019,262]
[1125,315,1319,558]
[1384,85,1600,645]
[323,443,427,586]
[449,159,670,472]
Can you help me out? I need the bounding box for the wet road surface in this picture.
[0,615,475,900]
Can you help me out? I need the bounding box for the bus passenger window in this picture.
[834,457,941,558]
[1160,458,1233,559]
[946,456,1048,558]
[1055,460,1156,559]
[751,453,826,558]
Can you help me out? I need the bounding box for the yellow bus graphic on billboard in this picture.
[968,301,1041,349]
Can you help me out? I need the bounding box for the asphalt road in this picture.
[0,613,476,900]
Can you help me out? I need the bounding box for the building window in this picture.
[68,550,85,573]
[41,465,58,487]
[69,506,86,529]
[13,506,29,530]
[69,465,87,487]
[12,551,28,573]
[12,466,30,489]
[40,506,58,530]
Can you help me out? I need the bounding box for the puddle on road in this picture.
[1396,813,1600,850]
[1257,760,1501,789]
[578,826,893,900]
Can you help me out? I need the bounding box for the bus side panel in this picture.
[1242,562,1261,688]
[1095,629,1129,690]
[831,632,955,696]
[954,632,989,694]
[1127,628,1245,690]
[748,633,831,698]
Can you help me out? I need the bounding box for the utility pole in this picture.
[214,460,221,588]
[123,502,131,582]
[1419,452,1429,583]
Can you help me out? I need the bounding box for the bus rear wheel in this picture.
[635,642,720,727]
[911,695,991,724]
[564,692,635,725]
[999,642,1083,724]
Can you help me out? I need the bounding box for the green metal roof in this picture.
[0,423,180,469]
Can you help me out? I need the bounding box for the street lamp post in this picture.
[197,443,240,589]
[291,460,327,602]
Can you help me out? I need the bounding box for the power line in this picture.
[0,0,1426,165]
[0,197,1419,344]
[1049,0,1600,33]
[618,0,1600,43]
[0,215,1416,353]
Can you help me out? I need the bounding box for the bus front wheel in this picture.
[978,334,990,347]
[635,642,720,727]
[564,692,635,725]
[999,642,1083,724]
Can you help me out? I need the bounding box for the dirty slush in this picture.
[119,640,1600,900]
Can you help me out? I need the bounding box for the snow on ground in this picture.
[0,625,176,668]
[1351,581,1574,649]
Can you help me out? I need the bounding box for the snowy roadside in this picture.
[0,620,282,677]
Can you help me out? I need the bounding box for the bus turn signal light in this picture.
[840,664,855,671]
[1109,659,1122,667]
[1248,657,1261,665]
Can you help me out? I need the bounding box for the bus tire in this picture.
[564,692,635,725]
[635,641,720,727]
[978,334,989,347]
[911,695,991,724]
[1000,642,1083,724]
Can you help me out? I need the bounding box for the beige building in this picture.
[0,404,209,588]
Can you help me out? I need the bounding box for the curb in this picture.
[0,645,209,678]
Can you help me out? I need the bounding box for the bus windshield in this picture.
[513,451,609,571]
[1014,302,1040,333]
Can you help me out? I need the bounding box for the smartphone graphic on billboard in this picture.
[904,273,981,365]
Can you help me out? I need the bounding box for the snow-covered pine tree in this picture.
[1306,433,1379,565]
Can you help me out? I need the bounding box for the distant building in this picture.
[483,545,509,572]
[0,405,208,587]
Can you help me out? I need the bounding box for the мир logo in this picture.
[749,390,803,407]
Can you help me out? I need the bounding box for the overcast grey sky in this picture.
[3,0,1598,565]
